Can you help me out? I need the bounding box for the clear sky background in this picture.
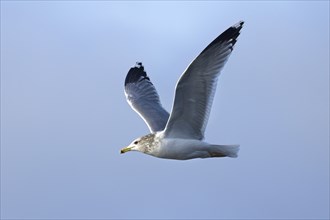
[1,1,329,219]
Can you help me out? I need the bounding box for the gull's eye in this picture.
[134,141,139,145]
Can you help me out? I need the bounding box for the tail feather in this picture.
[209,144,240,158]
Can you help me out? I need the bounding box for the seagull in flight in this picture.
[121,21,244,160]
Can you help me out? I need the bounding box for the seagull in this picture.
[121,21,244,160]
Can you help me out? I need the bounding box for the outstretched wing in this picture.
[164,21,244,140]
[124,62,169,133]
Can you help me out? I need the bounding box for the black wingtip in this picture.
[125,62,151,86]
[201,20,244,54]
[235,21,244,28]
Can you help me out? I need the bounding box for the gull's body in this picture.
[121,21,244,160]
[124,132,239,160]
[154,135,212,160]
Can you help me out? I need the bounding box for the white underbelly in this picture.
[155,138,210,160]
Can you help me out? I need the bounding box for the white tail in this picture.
[209,144,240,158]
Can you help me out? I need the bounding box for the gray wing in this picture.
[164,21,244,140]
[124,62,169,133]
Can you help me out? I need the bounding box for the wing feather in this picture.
[124,63,169,132]
[164,21,244,139]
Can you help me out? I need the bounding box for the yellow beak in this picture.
[120,146,133,154]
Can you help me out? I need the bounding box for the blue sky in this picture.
[1,1,329,219]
